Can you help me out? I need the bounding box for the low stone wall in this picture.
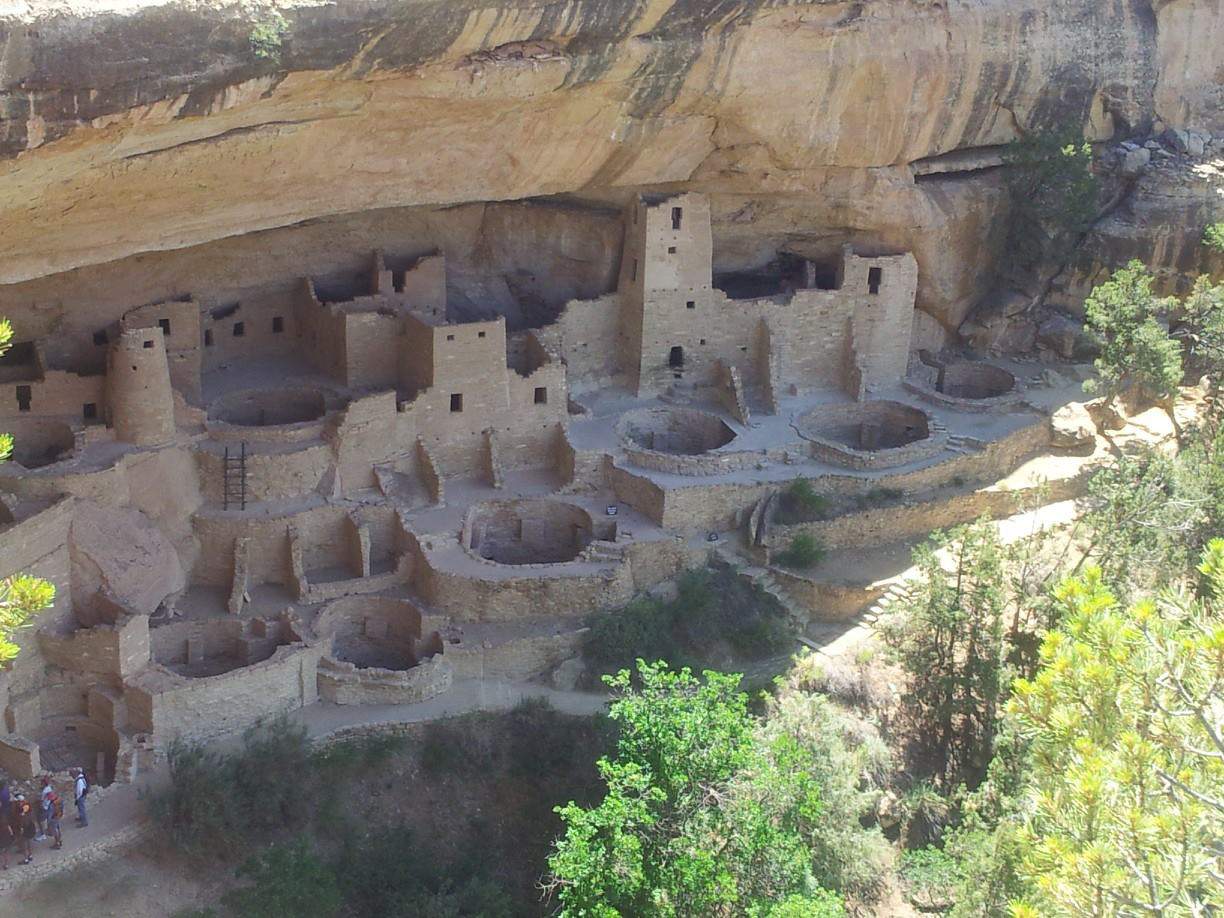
[317,654,452,705]
[445,629,586,682]
[767,567,882,622]
[195,441,333,503]
[37,614,150,679]
[124,642,323,744]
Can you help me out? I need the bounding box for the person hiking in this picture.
[36,775,52,842]
[45,786,63,850]
[13,794,34,865]
[0,800,14,870]
[72,768,89,827]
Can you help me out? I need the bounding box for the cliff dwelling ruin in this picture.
[0,189,1096,788]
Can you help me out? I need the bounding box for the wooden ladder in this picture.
[223,442,248,510]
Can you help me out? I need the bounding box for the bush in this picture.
[777,478,830,523]
[902,846,960,910]
[583,566,794,677]
[222,836,341,918]
[774,533,825,570]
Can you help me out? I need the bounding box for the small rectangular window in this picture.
[233,322,245,337]
[272,316,284,333]
[93,330,108,346]
[671,206,683,230]
[450,393,463,413]
[478,331,486,339]
[534,387,548,405]
[204,329,214,347]
[15,385,31,412]
[867,266,883,295]
[631,259,638,282]
[446,334,455,342]
[158,318,171,336]
[668,246,677,254]
[142,339,154,349]
[686,300,695,309]
[699,339,706,345]
[83,403,97,420]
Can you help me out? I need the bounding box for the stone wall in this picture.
[445,630,585,682]
[37,614,150,679]
[125,643,323,744]
[317,654,452,705]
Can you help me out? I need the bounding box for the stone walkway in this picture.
[0,679,609,892]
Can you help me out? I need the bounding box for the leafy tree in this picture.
[1001,128,1099,284]
[1008,547,1224,916]
[881,521,1007,788]
[1204,222,1224,253]
[545,661,845,917]
[0,316,55,661]
[1174,274,1224,385]
[1083,261,1183,418]
[222,836,341,918]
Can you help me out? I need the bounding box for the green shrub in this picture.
[774,533,826,570]
[1204,222,1224,253]
[222,836,341,918]
[902,846,960,910]
[249,13,288,62]
[859,486,903,507]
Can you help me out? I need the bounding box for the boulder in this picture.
[1050,402,1097,450]
[69,501,185,626]
[549,657,586,692]
[1164,127,1193,153]
[1037,313,1095,359]
[1119,145,1151,176]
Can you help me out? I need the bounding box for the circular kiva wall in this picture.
[798,401,944,469]
[939,363,1016,400]
[314,596,423,671]
[463,499,594,565]
[619,407,737,455]
[209,387,326,427]
[3,418,76,469]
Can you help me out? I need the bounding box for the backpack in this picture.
[51,794,63,819]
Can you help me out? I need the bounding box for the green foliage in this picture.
[1204,221,1224,252]
[583,567,792,678]
[334,828,513,918]
[248,12,288,62]
[1008,550,1224,916]
[148,714,311,858]
[775,479,830,523]
[1083,260,1182,405]
[901,847,960,911]
[222,836,341,918]
[881,520,1006,788]
[0,575,55,664]
[757,691,893,899]
[774,533,825,570]
[0,316,55,664]
[1175,274,1224,381]
[1001,128,1099,279]
[857,486,903,508]
[546,661,846,917]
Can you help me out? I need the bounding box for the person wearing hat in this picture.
[13,794,34,865]
[71,768,89,827]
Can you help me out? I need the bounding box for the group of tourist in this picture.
[0,769,88,869]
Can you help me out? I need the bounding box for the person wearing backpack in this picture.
[45,786,63,850]
[14,794,34,865]
[72,768,89,828]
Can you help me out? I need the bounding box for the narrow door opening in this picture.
[668,346,684,369]
[867,266,883,295]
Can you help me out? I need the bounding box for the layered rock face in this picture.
[0,0,1218,335]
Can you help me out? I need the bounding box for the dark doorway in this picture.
[15,385,32,412]
[868,267,883,295]
[668,346,684,369]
